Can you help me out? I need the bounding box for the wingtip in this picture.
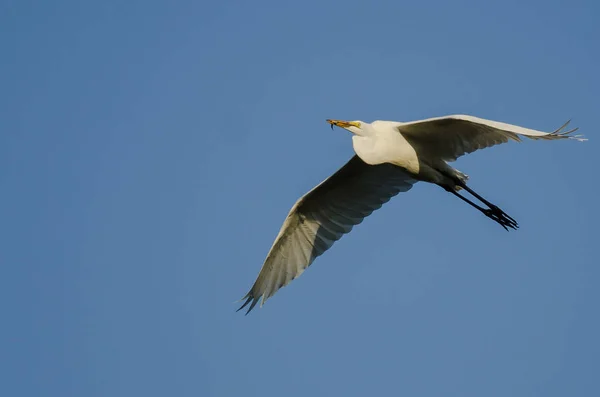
[236,294,251,312]
[549,119,586,141]
[236,293,260,315]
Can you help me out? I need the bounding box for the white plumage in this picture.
[238,114,585,314]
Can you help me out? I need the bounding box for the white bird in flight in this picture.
[238,114,585,314]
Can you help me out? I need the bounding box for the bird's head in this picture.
[327,119,371,136]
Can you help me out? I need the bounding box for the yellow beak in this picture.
[326,119,360,129]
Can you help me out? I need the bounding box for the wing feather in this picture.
[396,114,585,162]
[237,155,417,314]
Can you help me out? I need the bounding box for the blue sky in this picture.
[1,0,598,396]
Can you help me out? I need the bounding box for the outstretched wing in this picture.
[396,114,585,162]
[238,155,417,314]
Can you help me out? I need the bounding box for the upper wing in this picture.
[238,155,417,314]
[396,114,585,162]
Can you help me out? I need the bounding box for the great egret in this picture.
[237,114,585,314]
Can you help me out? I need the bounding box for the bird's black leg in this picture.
[457,183,518,227]
[447,189,518,231]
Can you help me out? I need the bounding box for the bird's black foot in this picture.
[483,207,518,231]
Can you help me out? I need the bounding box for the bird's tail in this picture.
[453,170,469,191]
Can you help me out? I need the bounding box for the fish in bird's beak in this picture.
[326,119,360,130]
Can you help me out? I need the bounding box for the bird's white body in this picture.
[352,120,460,188]
[237,114,586,314]
[352,121,419,169]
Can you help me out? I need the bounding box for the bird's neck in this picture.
[352,135,383,165]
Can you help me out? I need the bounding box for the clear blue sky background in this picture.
[1,1,598,396]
